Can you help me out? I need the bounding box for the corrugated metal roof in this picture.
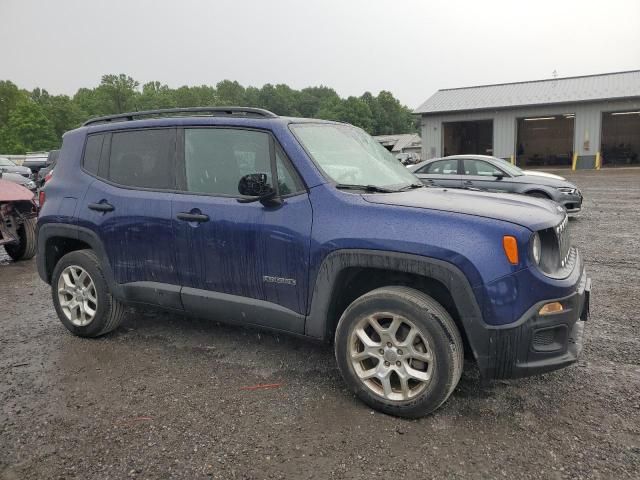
[414,70,640,114]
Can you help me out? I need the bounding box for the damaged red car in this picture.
[0,176,38,261]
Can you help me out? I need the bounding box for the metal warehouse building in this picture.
[415,70,640,169]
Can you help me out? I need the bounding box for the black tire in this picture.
[51,249,126,337]
[335,286,463,418]
[4,217,37,261]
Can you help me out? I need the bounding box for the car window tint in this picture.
[422,159,458,174]
[83,134,104,175]
[463,159,503,176]
[184,129,272,196]
[108,129,175,189]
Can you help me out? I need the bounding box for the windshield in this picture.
[0,157,16,166]
[291,123,419,190]
[492,157,524,176]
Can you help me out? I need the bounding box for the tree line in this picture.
[0,74,417,154]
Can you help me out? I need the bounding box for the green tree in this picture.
[0,80,27,126]
[0,99,58,154]
[137,81,176,110]
[257,84,299,116]
[73,87,105,117]
[216,80,245,105]
[32,89,84,139]
[172,85,217,108]
[96,74,139,113]
[1,74,418,154]
[376,90,415,134]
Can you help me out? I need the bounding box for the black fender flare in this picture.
[36,223,123,297]
[304,249,491,366]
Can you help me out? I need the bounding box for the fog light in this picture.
[538,302,563,315]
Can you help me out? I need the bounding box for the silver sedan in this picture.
[408,155,583,213]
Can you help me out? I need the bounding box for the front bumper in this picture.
[558,192,583,213]
[478,267,591,379]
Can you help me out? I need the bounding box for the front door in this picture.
[172,127,312,333]
[460,158,514,192]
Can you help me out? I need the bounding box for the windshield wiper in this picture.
[335,184,396,193]
[396,183,424,191]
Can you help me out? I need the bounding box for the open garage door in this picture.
[601,111,640,167]
[516,115,574,168]
[442,120,493,156]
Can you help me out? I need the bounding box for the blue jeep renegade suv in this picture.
[37,107,591,417]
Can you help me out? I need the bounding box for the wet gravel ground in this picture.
[1,169,639,480]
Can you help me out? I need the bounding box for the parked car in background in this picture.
[0,157,33,179]
[37,150,59,187]
[409,155,583,212]
[22,152,49,176]
[38,107,590,418]
[0,178,38,261]
[0,171,37,193]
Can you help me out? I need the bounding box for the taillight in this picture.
[44,170,53,183]
[38,190,46,208]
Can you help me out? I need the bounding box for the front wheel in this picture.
[4,217,37,261]
[335,286,463,418]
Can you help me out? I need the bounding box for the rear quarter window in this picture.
[83,134,105,175]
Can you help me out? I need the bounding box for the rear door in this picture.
[172,127,312,332]
[414,158,462,188]
[80,128,181,308]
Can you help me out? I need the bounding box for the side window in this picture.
[83,134,104,175]
[183,128,304,196]
[108,129,175,189]
[421,159,458,174]
[275,149,304,195]
[463,159,503,176]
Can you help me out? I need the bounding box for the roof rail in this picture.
[82,106,278,126]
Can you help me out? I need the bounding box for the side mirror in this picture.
[493,172,504,180]
[237,173,281,206]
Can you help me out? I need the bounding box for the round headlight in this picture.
[532,233,541,265]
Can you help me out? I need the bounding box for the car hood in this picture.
[1,172,31,186]
[0,178,35,201]
[362,187,565,231]
[522,170,566,181]
[0,165,31,175]
[512,174,578,188]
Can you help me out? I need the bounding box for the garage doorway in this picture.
[601,111,640,167]
[442,120,493,156]
[516,115,574,168]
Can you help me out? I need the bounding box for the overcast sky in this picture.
[1,0,639,109]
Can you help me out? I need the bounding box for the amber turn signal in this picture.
[539,301,564,315]
[502,236,519,264]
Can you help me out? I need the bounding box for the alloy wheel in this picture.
[349,312,434,401]
[57,265,98,326]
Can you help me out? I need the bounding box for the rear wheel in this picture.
[51,249,125,337]
[4,217,37,261]
[335,286,463,418]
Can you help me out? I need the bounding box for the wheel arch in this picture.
[305,249,488,363]
[37,224,119,295]
[524,189,552,199]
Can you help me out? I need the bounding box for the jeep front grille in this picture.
[556,215,571,268]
